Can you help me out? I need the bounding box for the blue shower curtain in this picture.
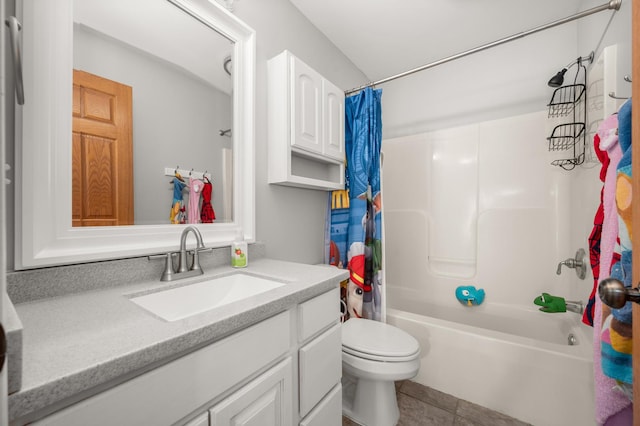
[328,87,383,321]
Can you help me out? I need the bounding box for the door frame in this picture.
[631,0,639,424]
[0,0,9,420]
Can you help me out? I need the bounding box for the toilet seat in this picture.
[342,318,420,362]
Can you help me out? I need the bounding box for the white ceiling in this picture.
[288,0,586,83]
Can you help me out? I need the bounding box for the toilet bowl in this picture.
[341,318,420,426]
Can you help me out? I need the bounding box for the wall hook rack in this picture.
[165,167,211,181]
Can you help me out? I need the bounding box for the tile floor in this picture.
[342,380,532,426]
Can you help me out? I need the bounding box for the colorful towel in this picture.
[187,177,204,224]
[170,175,186,224]
[200,179,215,223]
[601,99,633,398]
[591,113,631,425]
[584,131,607,326]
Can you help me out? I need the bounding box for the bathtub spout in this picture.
[565,300,584,314]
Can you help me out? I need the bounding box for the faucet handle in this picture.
[189,247,212,272]
[556,249,587,280]
[160,252,176,281]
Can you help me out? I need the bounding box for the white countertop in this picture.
[8,259,348,423]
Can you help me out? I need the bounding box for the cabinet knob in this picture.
[0,322,6,374]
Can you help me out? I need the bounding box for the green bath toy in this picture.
[533,293,566,313]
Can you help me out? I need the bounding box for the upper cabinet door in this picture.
[291,56,323,155]
[323,79,345,162]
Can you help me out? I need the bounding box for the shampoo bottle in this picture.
[231,231,248,268]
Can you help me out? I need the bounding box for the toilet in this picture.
[341,318,421,426]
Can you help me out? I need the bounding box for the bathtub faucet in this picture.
[556,248,587,280]
[564,300,584,314]
[534,293,583,314]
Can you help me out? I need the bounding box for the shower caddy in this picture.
[546,56,590,170]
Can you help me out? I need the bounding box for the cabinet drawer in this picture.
[34,312,291,426]
[300,383,342,426]
[299,323,342,417]
[298,289,339,342]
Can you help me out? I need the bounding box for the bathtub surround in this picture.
[382,111,596,425]
[387,303,593,426]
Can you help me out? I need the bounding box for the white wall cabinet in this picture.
[268,50,345,190]
[32,289,342,426]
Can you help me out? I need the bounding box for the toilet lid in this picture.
[342,318,420,359]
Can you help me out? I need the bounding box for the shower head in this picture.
[547,51,594,87]
[547,69,568,87]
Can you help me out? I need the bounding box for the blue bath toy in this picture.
[455,286,485,306]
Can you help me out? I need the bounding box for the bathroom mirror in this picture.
[72,0,235,226]
[15,0,256,268]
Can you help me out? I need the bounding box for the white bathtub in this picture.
[386,288,595,426]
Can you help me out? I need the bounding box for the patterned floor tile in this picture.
[399,380,459,413]
[455,399,531,426]
[342,380,530,426]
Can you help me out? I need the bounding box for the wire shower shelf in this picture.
[547,122,586,151]
[547,84,586,117]
[545,57,588,170]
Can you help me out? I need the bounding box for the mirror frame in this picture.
[15,0,255,269]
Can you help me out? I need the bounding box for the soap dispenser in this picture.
[231,230,248,268]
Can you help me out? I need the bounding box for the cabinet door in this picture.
[184,412,209,426]
[322,80,345,162]
[291,56,322,155]
[299,324,342,417]
[210,358,293,426]
[299,384,342,426]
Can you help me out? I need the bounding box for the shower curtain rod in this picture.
[345,0,622,95]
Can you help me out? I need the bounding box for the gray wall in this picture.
[74,25,233,225]
[231,0,368,264]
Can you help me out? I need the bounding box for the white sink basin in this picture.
[130,273,285,321]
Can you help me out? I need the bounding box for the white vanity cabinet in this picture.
[209,358,293,426]
[31,289,342,426]
[296,290,342,425]
[268,50,345,190]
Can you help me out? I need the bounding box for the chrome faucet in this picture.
[564,300,584,314]
[556,248,587,280]
[155,226,207,282]
[177,226,205,273]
